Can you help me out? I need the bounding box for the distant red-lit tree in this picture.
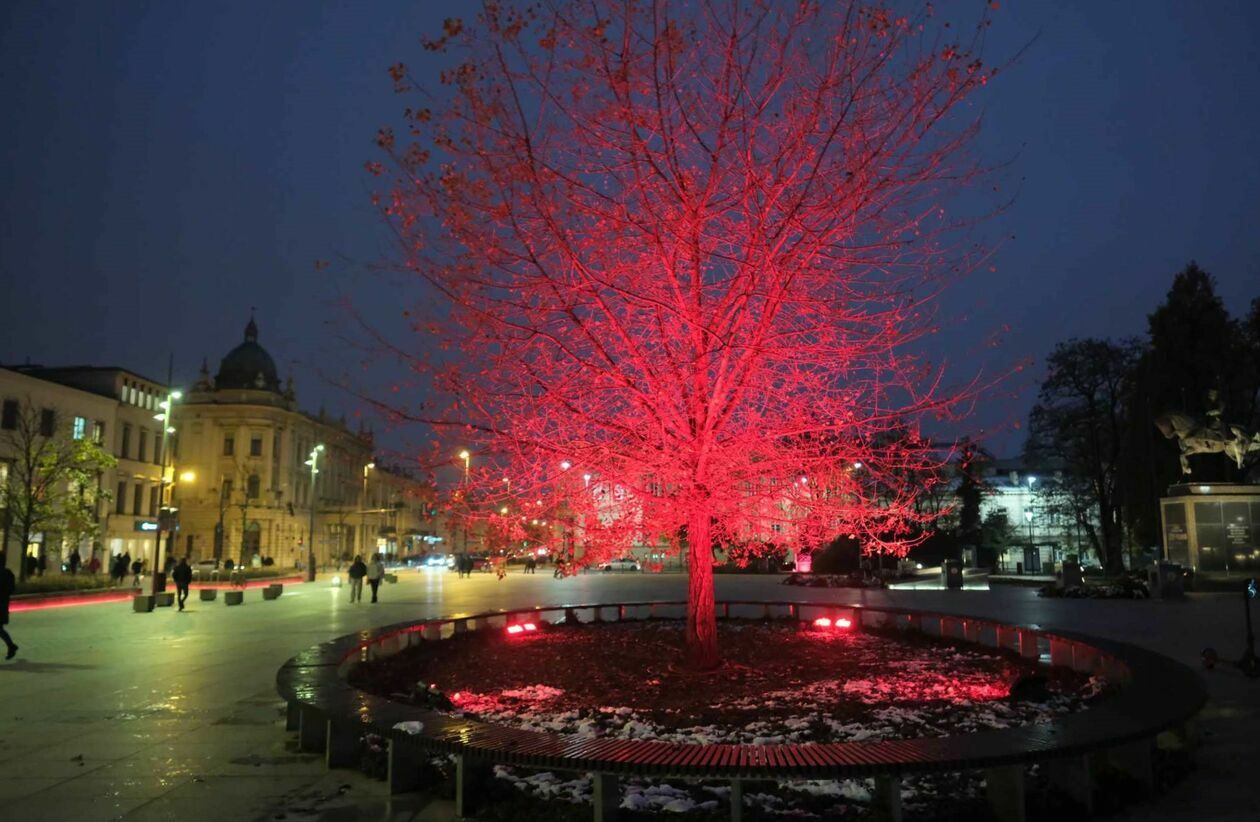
[371,1,1000,668]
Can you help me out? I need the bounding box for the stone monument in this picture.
[1154,391,1260,475]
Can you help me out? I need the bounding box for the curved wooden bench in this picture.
[276,600,1206,821]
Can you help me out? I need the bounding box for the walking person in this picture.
[172,557,193,611]
[366,555,385,603]
[68,550,81,576]
[1,553,18,660]
[347,555,367,603]
[130,558,143,588]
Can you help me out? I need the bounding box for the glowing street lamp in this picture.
[148,389,184,595]
[305,444,325,582]
[560,460,571,471]
[458,449,471,483]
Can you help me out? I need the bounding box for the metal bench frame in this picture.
[276,600,1205,821]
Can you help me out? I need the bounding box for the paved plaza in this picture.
[0,572,1256,821]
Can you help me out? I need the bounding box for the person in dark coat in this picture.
[1,553,18,660]
[347,556,367,603]
[172,557,193,611]
[68,551,81,575]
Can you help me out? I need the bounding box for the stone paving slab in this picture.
[0,570,1257,820]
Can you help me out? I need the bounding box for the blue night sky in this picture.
[2,2,1257,459]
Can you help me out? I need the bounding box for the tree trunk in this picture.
[685,510,719,671]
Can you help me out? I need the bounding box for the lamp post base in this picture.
[306,551,316,582]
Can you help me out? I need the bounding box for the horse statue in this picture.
[1154,412,1260,475]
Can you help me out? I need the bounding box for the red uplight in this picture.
[506,624,524,635]
[522,622,538,631]
[813,616,853,630]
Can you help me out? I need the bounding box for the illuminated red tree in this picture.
[372,1,999,668]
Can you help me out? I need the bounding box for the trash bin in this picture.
[942,559,964,589]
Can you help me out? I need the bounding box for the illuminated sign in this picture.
[134,520,159,532]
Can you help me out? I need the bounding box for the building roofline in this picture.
[7,364,168,388]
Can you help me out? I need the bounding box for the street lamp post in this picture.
[458,450,471,554]
[305,444,324,582]
[1025,475,1037,570]
[361,461,374,558]
[150,389,182,594]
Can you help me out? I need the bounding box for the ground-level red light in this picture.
[813,617,832,628]
[836,618,852,629]
[506,624,524,635]
[523,622,538,631]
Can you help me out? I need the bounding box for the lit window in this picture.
[72,416,87,440]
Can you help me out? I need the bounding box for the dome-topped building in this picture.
[215,316,281,392]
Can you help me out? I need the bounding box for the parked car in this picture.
[599,557,641,572]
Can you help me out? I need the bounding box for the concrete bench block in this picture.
[132,595,155,613]
[225,590,244,606]
[1050,639,1075,668]
[388,739,423,794]
[1018,630,1041,660]
[873,775,903,822]
[262,585,282,600]
[985,764,1027,822]
[155,592,175,607]
[199,588,218,601]
[385,574,398,584]
[593,772,620,822]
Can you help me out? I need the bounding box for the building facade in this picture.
[0,364,171,574]
[170,317,377,568]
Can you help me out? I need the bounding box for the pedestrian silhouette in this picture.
[0,552,18,660]
[366,556,385,603]
[172,557,193,611]
[348,556,367,603]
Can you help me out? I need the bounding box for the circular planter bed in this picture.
[349,618,1109,819]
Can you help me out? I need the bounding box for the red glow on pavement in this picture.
[11,592,135,613]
